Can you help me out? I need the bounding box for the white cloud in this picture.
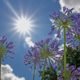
[25,37,35,47]
[1,64,25,80]
[59,0,80,12]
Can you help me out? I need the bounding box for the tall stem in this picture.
[32,64,36,80]
[0,57,1,80]
[63,27,67,80]
[42,60,46,80]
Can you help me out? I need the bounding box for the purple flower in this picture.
[71,13,80,36]
[50,7,80,48]
[24,48,42,69]
[63,7,74,15]
[66,12,80,48]
[50,7,73,37]
[0,35,14,59]
[58,65,80,80]
[24,38,63,69]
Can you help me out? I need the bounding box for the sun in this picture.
[5,1,36,37]
[12,15,35,37]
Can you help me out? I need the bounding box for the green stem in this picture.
[63,27,67,80]
[42,60,46,80]
[32,64,36,80]
[0,57,1,80]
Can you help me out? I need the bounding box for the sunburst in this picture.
[12,15,35,37]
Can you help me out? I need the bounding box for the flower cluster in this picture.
[66,12,80,48]
[58,65,80,80]
[0,35,14,59]
[24,7,80,80]
[24,38,63,69]
[40,64,80,80]
[49,7,73,36]
[50,7,80,48]
[49,7,80,80]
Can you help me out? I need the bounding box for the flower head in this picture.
[50,7,73,30]
[50,7,80,48]
[66,12,80,48]
[24,47,42,69]
[0,35,14,59]
[58,65,80,80]
[24,38,63,69]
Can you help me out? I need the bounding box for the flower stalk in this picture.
[32,64,36,80]
[63,26,67,80]
[0,57,1,80]
[42,60,46,80]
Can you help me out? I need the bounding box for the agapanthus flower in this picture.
[24,38,63,69]
[58,65,80,80]
[49,7,73,36]
[0,35,14,59]
[50,7,80,48]
[24,47,42,69]
[68,12,80,47]
[65,12,80,48]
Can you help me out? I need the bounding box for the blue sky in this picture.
[0,0,60,80]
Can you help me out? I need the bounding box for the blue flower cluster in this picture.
[0,35,14,59]
[24,38,63,70]
[24,7,80,80]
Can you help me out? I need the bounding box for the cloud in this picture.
[25,37,35,47]
[59,0,80,12]
[1,64,25,80]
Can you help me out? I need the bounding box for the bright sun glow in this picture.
[12,15,35,37]
[5,1,36,37]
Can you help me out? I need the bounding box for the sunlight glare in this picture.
[13,15,35,37]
